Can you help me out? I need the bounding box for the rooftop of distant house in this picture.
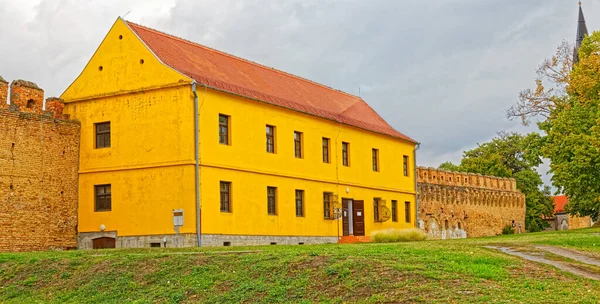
[553,195,568,214]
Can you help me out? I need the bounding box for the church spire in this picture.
[574,1,589,63]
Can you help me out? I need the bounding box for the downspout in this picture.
[413,143,421,228]
[193,82,201,247]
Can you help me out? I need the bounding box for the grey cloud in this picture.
[1,0,599,188]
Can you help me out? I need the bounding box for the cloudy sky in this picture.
[1,0,598,186]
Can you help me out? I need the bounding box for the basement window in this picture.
[223,242,231,247]
[150,242,161,248]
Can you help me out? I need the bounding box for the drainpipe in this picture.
[192,82,201,247]
[413,143,421,228]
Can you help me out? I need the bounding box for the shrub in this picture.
[502,225,515,235]
[371,228,427,243]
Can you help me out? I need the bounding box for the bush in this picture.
[502,225,515,235]
[371,228,427,243]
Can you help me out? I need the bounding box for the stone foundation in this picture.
[78,232,338,249]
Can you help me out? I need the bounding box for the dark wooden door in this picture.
[93,237,116,249]
[353,200,365,236]
[342,199,350,236]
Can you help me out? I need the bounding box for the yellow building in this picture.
[61,18,418,248]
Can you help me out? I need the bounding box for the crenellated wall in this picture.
[417,167,526,239]
[0,77,80,252]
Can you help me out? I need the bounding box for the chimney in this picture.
[10,80,44,114]
[45,97,65,119]
[0,75,7,108]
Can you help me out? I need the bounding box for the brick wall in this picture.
[567,215,593,229]
[0,76,7,107]
[417,167,526,239]
[0,78,80,252]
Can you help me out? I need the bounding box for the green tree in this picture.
[439,132,554,231]
[438,161,460,172]
[539,31,600,220]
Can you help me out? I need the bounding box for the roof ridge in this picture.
[125,20,362,101]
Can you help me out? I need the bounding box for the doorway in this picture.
[342,199,365,236]
[353,200,365,236]
[93,237,116,249]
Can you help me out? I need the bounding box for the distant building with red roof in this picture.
[543,195,593,231]
[553,195,568,214]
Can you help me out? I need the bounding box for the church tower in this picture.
[573,1,588,63]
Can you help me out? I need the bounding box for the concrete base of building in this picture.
[78,232,338,249]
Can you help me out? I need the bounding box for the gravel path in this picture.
[536,245,600,267]
[485,246,600,281]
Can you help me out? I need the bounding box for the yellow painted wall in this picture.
[62,18,197,236]
[198,89,416,236]
[61,18,191,102]
[65,85,197,236]
[78,166,196,235]
[201,167,416,236]
[66,86,195,172]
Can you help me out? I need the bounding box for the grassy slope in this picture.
[0,228,599,303]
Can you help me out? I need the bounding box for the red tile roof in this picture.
[553,195,568,214]
[125,21,416,143]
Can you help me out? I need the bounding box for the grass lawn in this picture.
[1,228,599,303]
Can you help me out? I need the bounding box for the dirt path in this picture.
[535,246,600,267]
[485,246,600,281]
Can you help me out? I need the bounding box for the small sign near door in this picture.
[357,212,362,216]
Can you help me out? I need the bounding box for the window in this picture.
[405,201,411,223]
[403,155,409,176]
[220,181,231,212]
[322,137,330,163]
[219,114,229,145]
[374,198,381,222]
[95,122,111,149]
[94,184,111,212]
[295,190,304,217]
[391,200,398,222]
[323,192,332,219]
[267,187,277,215]
[294,131,303,158]
[266,125,275,153]
[342,142,349,167]
[372,148,379,172]
[150,243,161,248]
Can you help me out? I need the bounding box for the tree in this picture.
[507,41,572,125]
[439,132,554,231]
[539,32,600,220]
[438,161,460,172]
